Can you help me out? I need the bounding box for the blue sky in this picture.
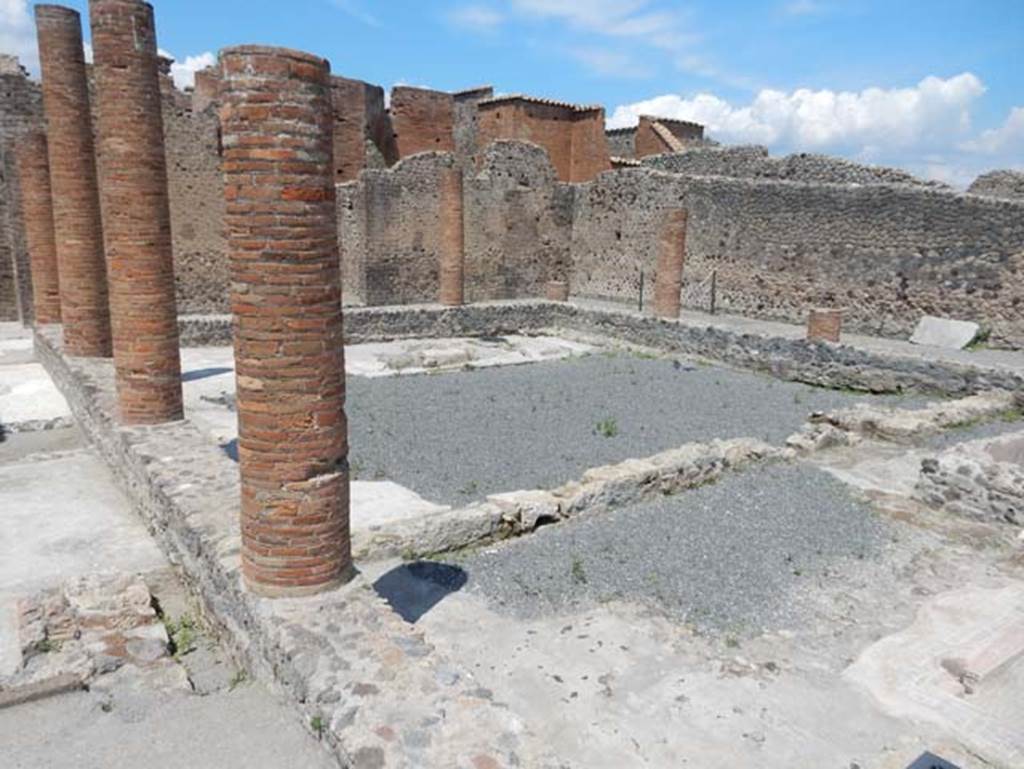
[3,0,1021,185]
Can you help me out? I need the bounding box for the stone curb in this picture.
[0,672,84,710]
[354,437,787,561]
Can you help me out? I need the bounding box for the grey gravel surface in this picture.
[347,353,922,505]
[447,463,890,634]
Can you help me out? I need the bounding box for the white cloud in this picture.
[609,73,985,150]
[0,0,37,73]
[159,49,216,90]
[609,73,1024,187]
[962,106,1024,156]
[449,5,504,31]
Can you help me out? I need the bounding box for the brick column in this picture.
[35,5,111,356]
[807,308,843,343]
[15,132,61,324]
[89,0,183,424]
[653,208,687,319]
[220,46,352,597]
[438,166,464,306]
[546,280,569,302]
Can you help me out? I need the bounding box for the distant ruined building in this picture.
[2,52,1024,347]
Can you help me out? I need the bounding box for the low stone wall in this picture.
[34,324,564,768]
[179,301,1024,397]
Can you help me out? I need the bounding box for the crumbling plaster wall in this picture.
[570,167,1024,346]
[337,141,573,306]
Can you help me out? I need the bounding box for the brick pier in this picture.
[220,45,352,597]
[653,209,688,319]
[89,0,183,423]
[15,132,61,324]
[439,167,465,306]
[35,5,111,356]
[807,308,843,343]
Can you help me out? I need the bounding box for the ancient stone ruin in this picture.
[1,2,1023,767]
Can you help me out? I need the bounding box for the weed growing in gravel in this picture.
[458,480,479,496]
[35,638,62,654]
[310,715,325,739]
[594,417,619,438]
[571,557,588,585]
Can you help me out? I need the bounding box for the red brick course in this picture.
[438,167,464,306]
[807,308,843,343]
[545,280,569,302]
[653,209,688,319]
[220,45,352,597]
[390,86,455,159]
[90,0,183,424]
[15,132,61,324]
[35,5,111,356]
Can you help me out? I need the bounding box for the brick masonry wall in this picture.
[478,101,575,181]
[360,152,450,305]
[162,79,228,314]
[0,60,43,322]
[464,141,573,301]
[570,167,1024,347]
[570,110,612,182]
[605,128,636,158]
[390,86,455,159]
[453,87,493,169]
[331,76,392,183]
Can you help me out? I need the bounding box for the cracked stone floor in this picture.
[3,320,1024,768]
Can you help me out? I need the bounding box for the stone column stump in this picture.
[35,4,111,356]
[220,45,352,597]
[90,0,183,424]
[546,280,569,302]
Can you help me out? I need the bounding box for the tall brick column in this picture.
[89,0,183,424]
[15,132,61,324]
[35,5,111,356]
[220,46,352,597]
[653,209,688,319]
[438,167,464,306]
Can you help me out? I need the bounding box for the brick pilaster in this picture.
[438,167,464,306]
[653,209,687,319]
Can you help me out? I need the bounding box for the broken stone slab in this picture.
[909,316,980,350]
[916,430,1024,527]
[803,389,1021,445]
